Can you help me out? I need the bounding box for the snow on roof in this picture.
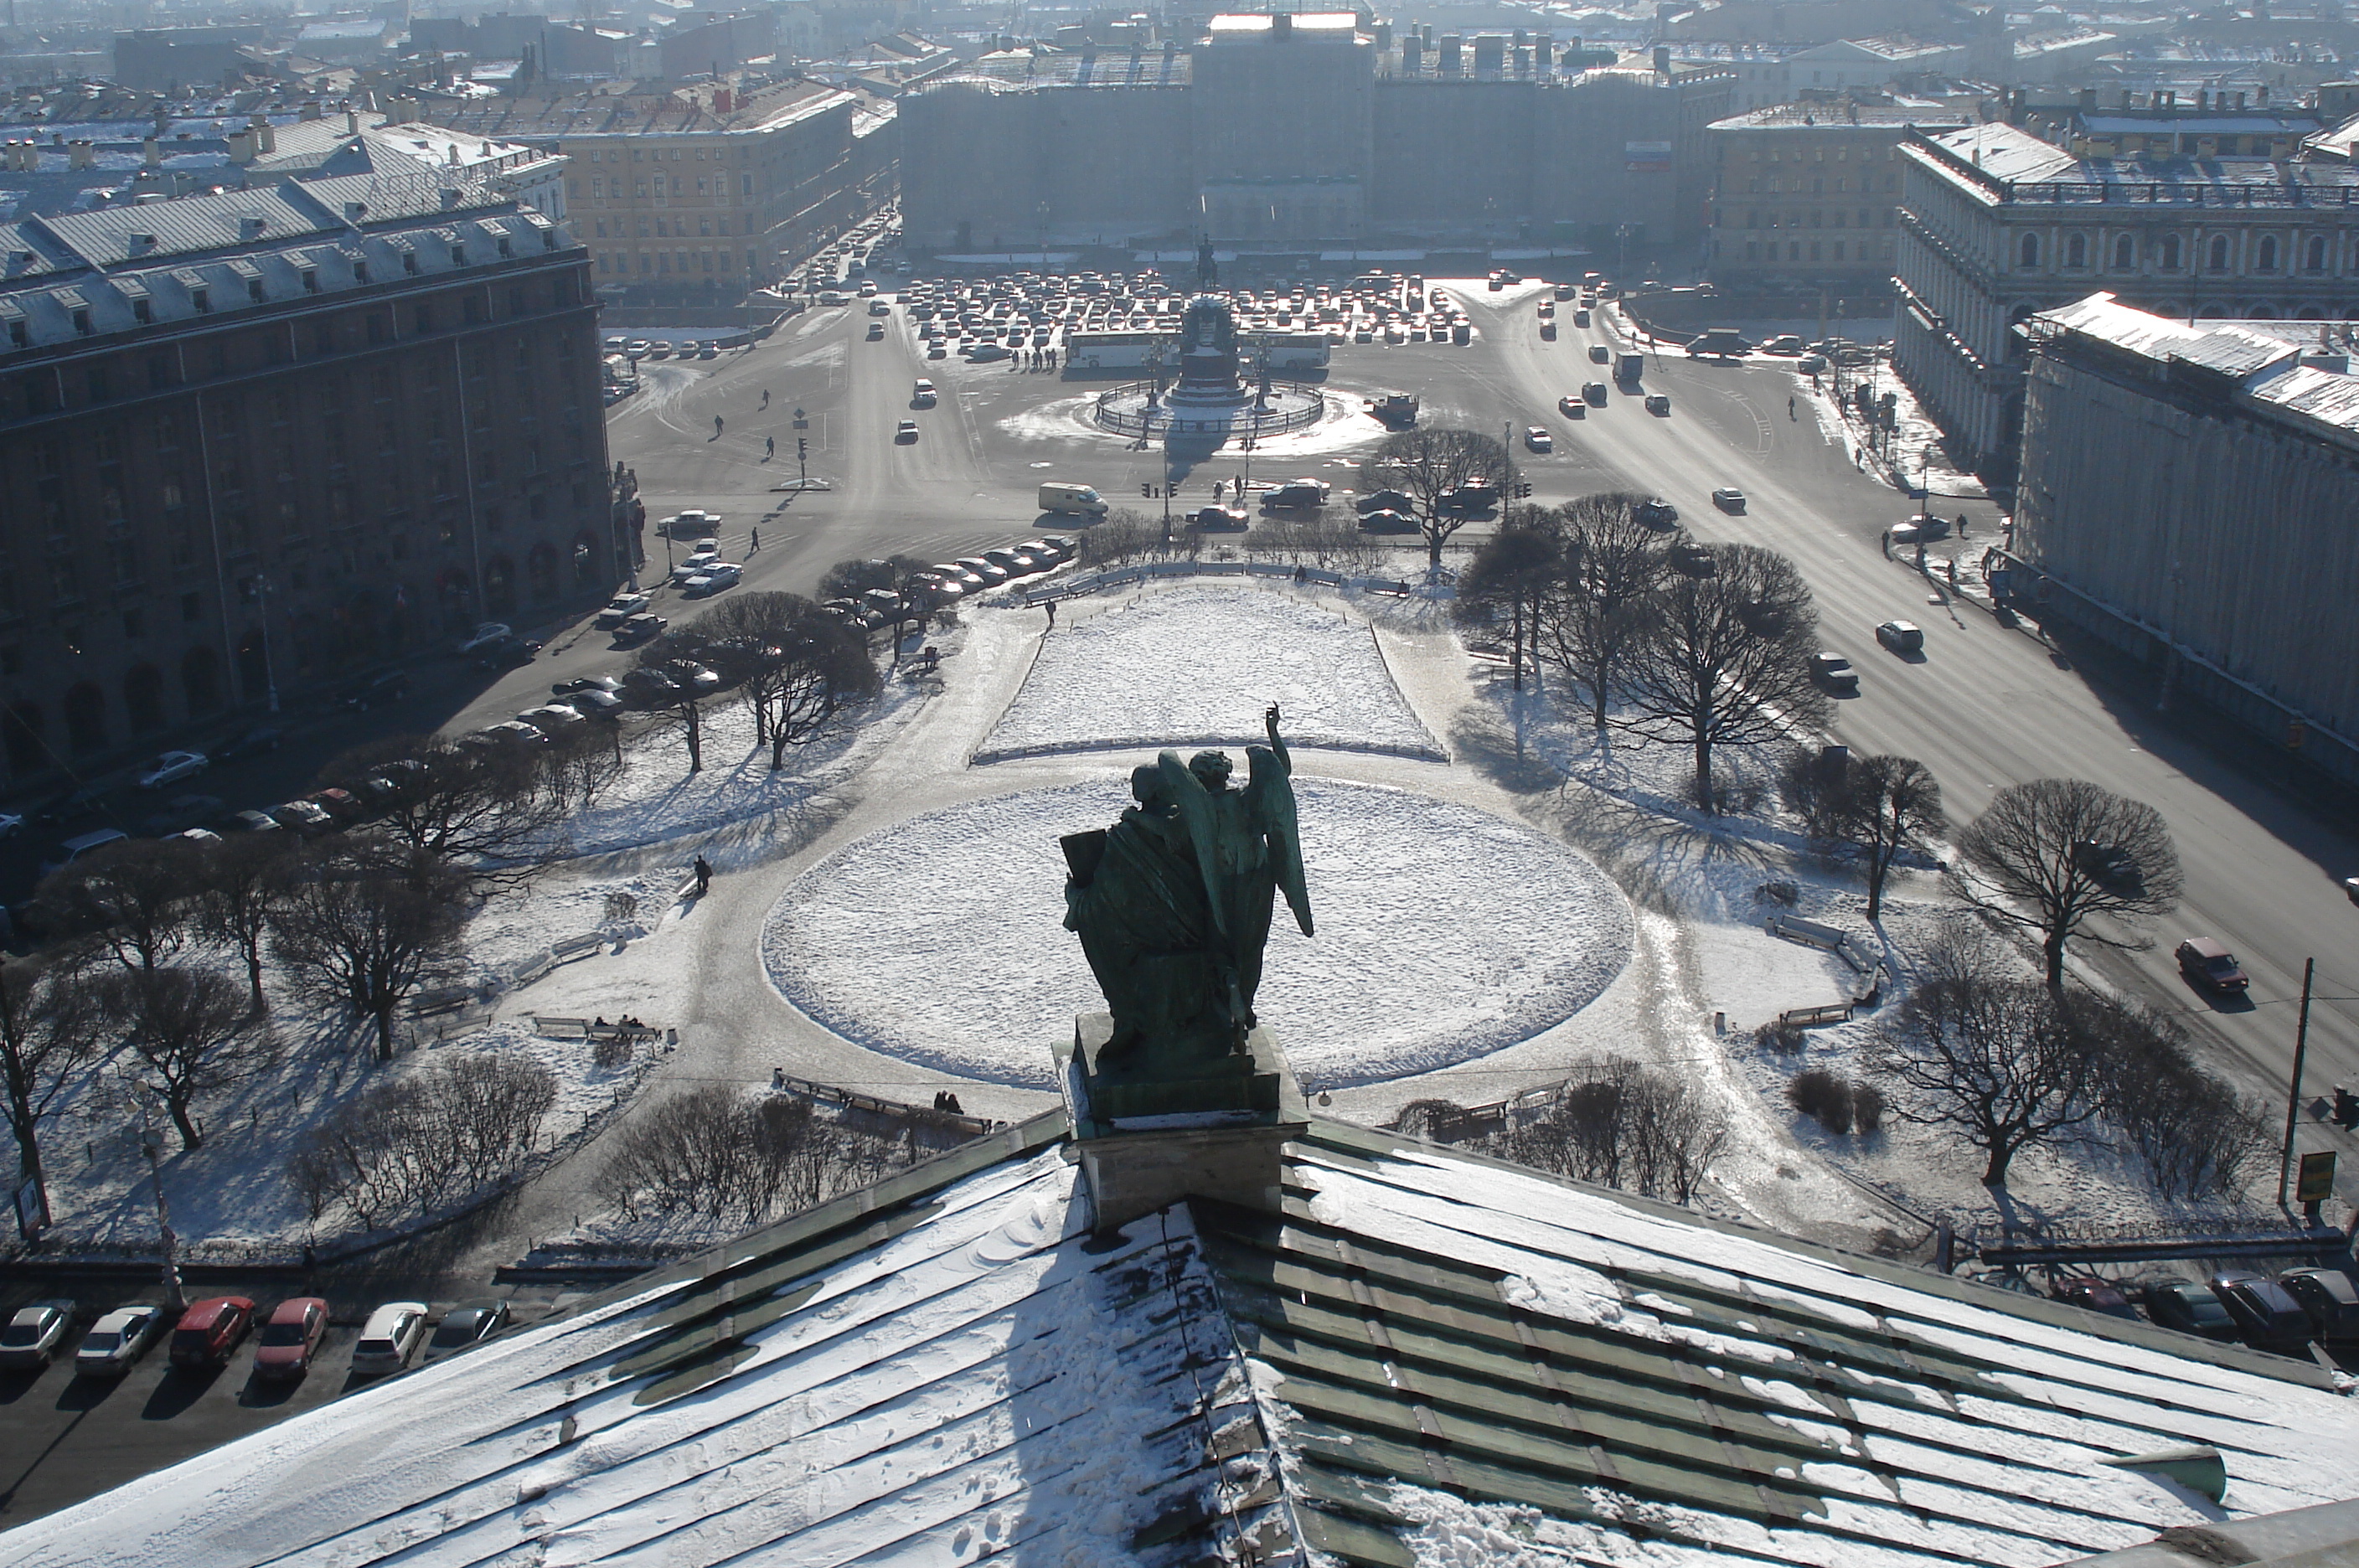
[8,1115,2354,1568]
[2032,291,2359,442]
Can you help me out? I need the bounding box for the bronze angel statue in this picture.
[1062,704,1313,1071]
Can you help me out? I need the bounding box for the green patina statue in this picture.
[1062,704,1313,1078]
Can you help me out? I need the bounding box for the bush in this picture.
[287,1055,558,1230]
[1851,1080,1887,1135]
[1755,880,1801,907]
[597,1086,834,1225]
[1503,1060,1725,1204]
[591,1034,633,1070]
[1789,1067,1855,1133]
[1754,1019,1808,1055]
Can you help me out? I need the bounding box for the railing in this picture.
[1092,383,1329,438]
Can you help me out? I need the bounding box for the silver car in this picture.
[75,1304,167,1377]
[350,1302,430,1375]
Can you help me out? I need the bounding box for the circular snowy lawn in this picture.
[763,777,1631,1091]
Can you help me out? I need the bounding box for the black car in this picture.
[2049,1277,2139,1320]
[553,676,624,698]
[2142,1282,2240,1343]
[2071,838,2143,892]
[1438,482,1501,514]
[470,635,542,669]
[212,725,285,761]
[1355,488,1417,515]
[32,783,112,826]
[421,1299,512,1364]
[1635,498,1679,528]
[2279,1268,2359,1348]
[2212,1272,2315,1355]
[339,672,411,710]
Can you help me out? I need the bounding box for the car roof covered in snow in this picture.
[10,1115,2356,1568]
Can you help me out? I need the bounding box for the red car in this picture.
[168,1296,256,1369]
[251,1297,328,1380]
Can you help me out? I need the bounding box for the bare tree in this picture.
[1365,428,1511,572]
[1957,778,2182,990]
[1862,951,2103,1187]
[287,1055,556,1229]
[1615,543,1830,812]
[1500,1060,1726,1204]
[598,1086,836,1225]
[1531,493,1675,732]
[269,846,468,1061]
[0,949,108,1210]
[695,591,879,767]
[35,836,204,975]
[2067,993,2270,1201]
[1779,750,1945,920]
[99,966,276,1151]
[318,736,574,875]
[634,627,715,772]
[1454,513,1562,691]
[191,833,296,1014]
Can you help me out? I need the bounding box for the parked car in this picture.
[516,705,588,735]
[2212,1271,2315,1354]
[2142,1282,2240,1343]
[421,1300,512,1364]
[350,1302,431,1376]
[554,675,623,698]
[1813,652,1859,692]
[1358,508,1418,534]
[33,783,113,826]
[2280,1268,2359,1347]
[140,793,225,837]
[1875,620,1924,654]
[456,622,514,657]
[683,564,744,596]
[75,1303,167,1377]
[268,799,335,834]
[981,549,1039,579]
[595,595,649,629]
[476,720,551,747]
[314,788,365,823]
[616,613,668,644]
[212,725,284,761]
[1024,537,1072,563]
[0,1300,77,1369]
[338,671,411,711]
[562,689,625,719]
[2174,936,2250,993]
[470,635,540,668]
[2049,1277,2140,1320]
[957,557,1009,587]
[251,1297,330,1381]
[168,1296,256,1369]
[137,750,209,790]
[223,809,281,834]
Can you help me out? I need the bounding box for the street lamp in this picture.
[247,574,281,714]
[121,1070,185,1310]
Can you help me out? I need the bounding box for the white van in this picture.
[1038,482,1109,518]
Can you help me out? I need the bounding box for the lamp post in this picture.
[122,1071,184,1310]
[252,574,281,714]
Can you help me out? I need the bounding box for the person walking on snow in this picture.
[714,415,725,437]
[761,388,771,409]
[693,856,712,896]
[750,527,761,554]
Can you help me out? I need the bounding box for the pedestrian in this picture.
[1955,513,1970,539]
[1880,529,1891,557]
[751,527,761,553]
[765,435,776,459]
[1294,563,1308,585]
[714,414,725,437]
[1045,599,1056,628]
[693,855,712,895]
[1788,395,1796,419]
[761,388,771,409]
[1212,479,1225,502]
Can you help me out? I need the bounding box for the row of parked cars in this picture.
[0,1295,513,1382]
[820,537,1076,627]
[2054,1267,2359,1357]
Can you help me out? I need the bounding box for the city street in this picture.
[534,276,2359,1178]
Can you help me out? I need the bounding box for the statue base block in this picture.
[1056,1014,1307,1231]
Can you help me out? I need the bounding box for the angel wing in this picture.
[1157,749,1228,937]
[1247,745,1313,937]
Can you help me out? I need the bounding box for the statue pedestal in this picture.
[1056,1014,1307,1231]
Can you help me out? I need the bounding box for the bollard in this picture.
[1713,1010,1726,1035]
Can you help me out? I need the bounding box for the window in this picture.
[2114,234,2134,270]
[2258,235,2279,271]
[2066,233,2087,268]
[191,286,209,312]
[133,297,152,324]
[2017,232,2040,269]
[2161,235,2181,270]
[2209,235,2230,271]
[2308,235,2330,272]
[301,268,318,293]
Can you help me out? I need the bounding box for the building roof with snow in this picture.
[4,1105,2355,1568]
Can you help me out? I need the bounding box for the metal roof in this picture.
[7,1113,2354,1568]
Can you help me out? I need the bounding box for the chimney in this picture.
[68,139,95,170]
[142,135,160,168]
[129,231,157,255]
[439,188,462,210]
[300,99,321,121]
[240,215,266,240]
[344,199,367,222]
[229,131,255,163]
[1654,43,1672,75]
[344,102,359,134]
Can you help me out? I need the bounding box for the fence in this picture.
[1091,384,1330,439]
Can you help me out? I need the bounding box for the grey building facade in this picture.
[2014,292,2359,785]
[1894,118,2359,474]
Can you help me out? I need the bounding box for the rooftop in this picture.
[1710,101,1975,132]
[1909,122,2359,208]
[6,1111,2353,1568]
[2032,291,2359,446]
[406,80,854,140]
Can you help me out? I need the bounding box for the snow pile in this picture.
[974,584,1445,763]
[762,776,1630,1090]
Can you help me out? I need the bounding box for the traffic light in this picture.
[1516,481,1534,498]
[798,437,808,461]
[1143,482,1154,497]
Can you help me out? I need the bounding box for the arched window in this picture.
[2,702,45,780]
[484,555,517,617]
[526,542,559,605]
[122,665,164,734]
[2307,235,2329,273]
[2161,235,2182,270]
[2066,233,2088,268]
[2247,302,2279,318]
[63,683,106,756]
[2113,234,2135,270]
[2018,232,2041,269]
[2208,235,2231,271]
[2258,235,2279,271]
[182,647,222,714]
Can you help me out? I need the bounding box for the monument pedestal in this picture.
[1057,1014,1308,1231]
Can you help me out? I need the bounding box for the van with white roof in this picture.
[1037,482,1109,518]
